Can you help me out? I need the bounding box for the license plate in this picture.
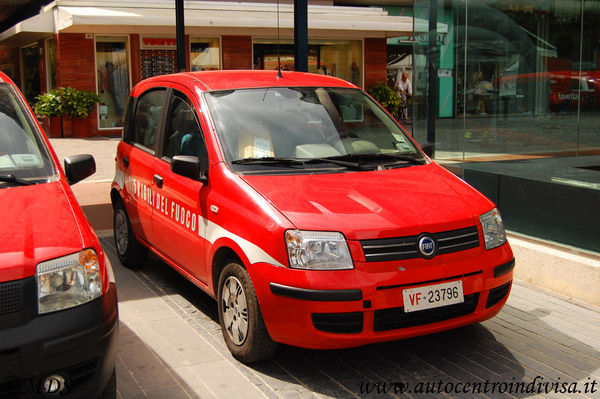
[402,280,464,312]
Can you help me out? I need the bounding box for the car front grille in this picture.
[360,226,480,262]
[373,293,480,332]
[0,279,24,316]
[312,312,363,334]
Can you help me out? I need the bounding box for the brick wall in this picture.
[55,33,99,137]
[364,38,387,91]
[222,36,252,70]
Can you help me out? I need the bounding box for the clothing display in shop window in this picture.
[108,63,129,115]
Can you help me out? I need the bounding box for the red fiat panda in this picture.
[111,70,514,363]
[0,72,117,397]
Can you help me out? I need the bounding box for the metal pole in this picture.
[176,0,186,72]
[426,0,438,151]
[294,0,308,72]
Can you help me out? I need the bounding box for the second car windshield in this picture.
[0,83,55,185]
[205,87,420,171]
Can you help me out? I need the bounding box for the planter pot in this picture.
[47,116,63,138]
[72,117,91,138]
[62,118,73,137]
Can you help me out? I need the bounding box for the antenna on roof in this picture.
[276,0,283,78]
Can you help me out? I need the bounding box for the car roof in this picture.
[135,70,358,92]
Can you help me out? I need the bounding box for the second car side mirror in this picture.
[64,154,96,185]
[171,155,208,183]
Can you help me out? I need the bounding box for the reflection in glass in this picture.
[190,38,220,71]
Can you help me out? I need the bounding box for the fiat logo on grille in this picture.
[418,236,437,258]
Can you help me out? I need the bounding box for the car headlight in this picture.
[285,230,353,270]
[480,208,507,250]
[36,249,103,314]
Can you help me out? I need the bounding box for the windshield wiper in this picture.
[232,156,366,170]
[303,157,367,171]
[0,173,35,186]
[324,153,427,166]
[232,157,305,166]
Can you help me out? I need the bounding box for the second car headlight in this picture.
[36,249,103,314]
[480,208,507,250]
[285,230,353,270]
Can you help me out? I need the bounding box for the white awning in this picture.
[0,10,54,46]
[1,0,413,45]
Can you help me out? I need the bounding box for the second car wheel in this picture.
[113,200,147,268]
[217,261,277,363]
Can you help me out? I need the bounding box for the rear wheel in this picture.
[113,200,147,268]
[217,261,277,363]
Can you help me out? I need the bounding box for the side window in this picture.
[163,92,207,161]
[129,89,166,153]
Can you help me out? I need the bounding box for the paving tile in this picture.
[116,356,145,398]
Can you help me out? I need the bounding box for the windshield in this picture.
[0,83,55,186]
[205,87,422,173]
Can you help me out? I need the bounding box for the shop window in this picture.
[20,44,41,105]
[253,39,363,87]
[96,36,130,129]
[190,38,220,71]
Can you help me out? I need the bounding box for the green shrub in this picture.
[34,89,63,118]
[367,83,401,119]
[34,87,99,119]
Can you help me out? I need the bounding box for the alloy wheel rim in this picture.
[222,276,249,345]
[115,209,129,256]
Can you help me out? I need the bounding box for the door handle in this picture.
[153,174,163,189]
[122,156,129,168]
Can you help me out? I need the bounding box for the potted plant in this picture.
[60,87,100,137]
[34,87,100,137]
[34,89,63,137]
[368,83,401,120]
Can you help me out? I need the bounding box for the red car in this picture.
[111,70,514,363]
[0,72,117,397]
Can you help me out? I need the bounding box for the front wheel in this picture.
[217,262,277,363]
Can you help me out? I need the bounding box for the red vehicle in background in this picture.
[499,70,600,112]
[112,70,514,363]
[0,71,117,398]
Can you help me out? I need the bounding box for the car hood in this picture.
[241,163,494,240]
[0,181,86,281]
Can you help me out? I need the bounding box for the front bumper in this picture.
[249,244,514,349]
[0,281,118,398]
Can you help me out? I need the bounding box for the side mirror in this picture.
[171,155,208,183]
[64,154,96,185]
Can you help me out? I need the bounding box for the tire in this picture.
[217,261,277,363]
[97,368,116,399]
[113,200,147,268]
